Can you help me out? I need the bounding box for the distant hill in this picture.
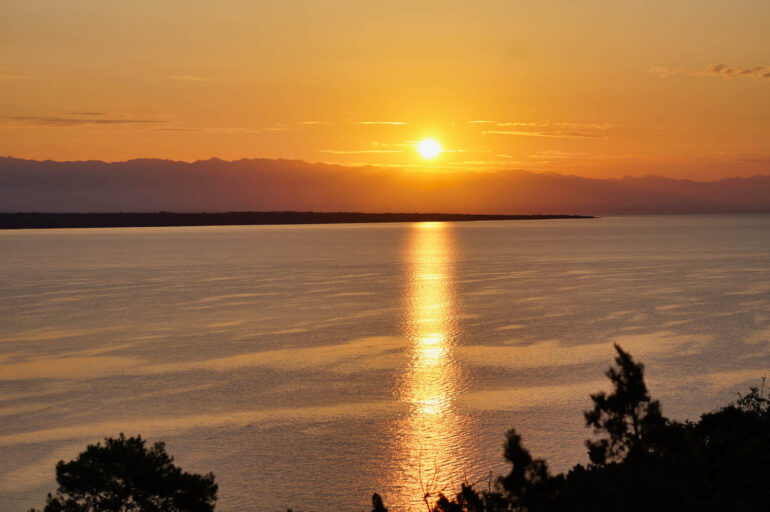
[1,156,768,214]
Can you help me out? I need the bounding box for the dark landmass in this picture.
[2,156,769,215]
[0,212,592,229]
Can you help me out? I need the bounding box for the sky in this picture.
[1,0,769,179]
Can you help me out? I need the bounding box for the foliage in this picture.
[377,345,770,512]
[30,433,217,512]
[584,344,666,464]
[372,493,388,512]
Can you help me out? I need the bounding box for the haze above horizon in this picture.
[1,0,768,180]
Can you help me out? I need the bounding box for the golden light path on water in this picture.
[387,222,477,511]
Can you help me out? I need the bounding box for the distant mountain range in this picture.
[1,157,768,215]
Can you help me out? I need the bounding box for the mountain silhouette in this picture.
[1,157,768,214]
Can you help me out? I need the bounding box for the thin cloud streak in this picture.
[320,149,402,154]
[696,64,770,81]
[358,121,407,125]
[154,127,200,132]
[153,126,258,134]
[261,124,290,132]
[495,121,617,130]
[65,112,107,116]
[8,116,161,127]
[650,63,770,81]
[484,130,603,139]
[372,141,413,148]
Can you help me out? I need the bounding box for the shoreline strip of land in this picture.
[0,212,593,229]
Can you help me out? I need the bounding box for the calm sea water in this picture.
[2,215,770,512]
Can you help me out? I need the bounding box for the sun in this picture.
[417,138,442,159]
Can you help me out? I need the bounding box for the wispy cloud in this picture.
[445,149,491,154]
[484,129,603,139]
[651,63,770,81]
[320,149,402,154]
[8,115,161,127]
[494,121,539,127]
[696,64,770,81]
[371,141,415,148]
[164,121,330,134]
[261,124,290,132]
[153,126,259,134]
[474,120,615,139]
[445,160,513,166]
[65,112,107,116]
[467,120,496,124]
[736,154,770,164]
[528,149,588,160]
[358,121,407,125]
[495,121,617,130]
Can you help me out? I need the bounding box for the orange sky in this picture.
[1,0,768,179]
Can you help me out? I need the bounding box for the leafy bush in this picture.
[30,433,217,512]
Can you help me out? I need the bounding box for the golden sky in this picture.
[1,0,768,179]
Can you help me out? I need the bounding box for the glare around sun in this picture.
[417,139,442,159]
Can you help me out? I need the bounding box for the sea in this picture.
[1,215,769,511]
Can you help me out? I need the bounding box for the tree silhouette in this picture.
[374,345,770,511]
[371,493,388,512]
[433,484,487,512]
[498,429,553,510]
[30,433,217,512]
[583,344,665,465]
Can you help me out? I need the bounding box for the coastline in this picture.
[0,211,594,230]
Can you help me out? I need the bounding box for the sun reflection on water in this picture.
[387,222,475,510]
